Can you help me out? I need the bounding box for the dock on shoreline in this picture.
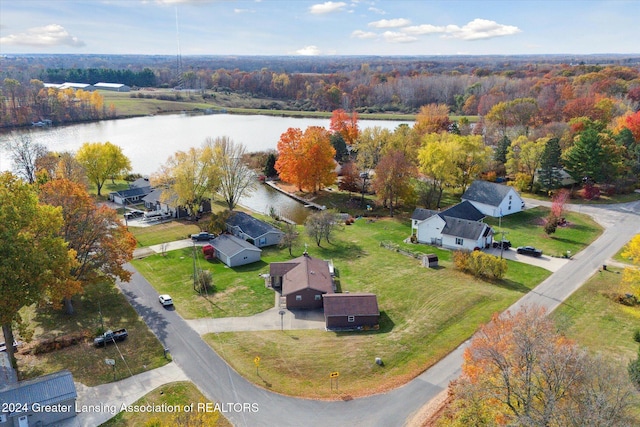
[263,181,326,211]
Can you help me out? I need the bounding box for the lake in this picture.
[0,113,411,222]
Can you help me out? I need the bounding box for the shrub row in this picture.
[453,250,508,279]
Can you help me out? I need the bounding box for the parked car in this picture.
[516,246,543,257]
[493,240,512,249]
[191,231,215,241]
[94,328,128,347]
[159,294,173,306]
[124,210,144,220]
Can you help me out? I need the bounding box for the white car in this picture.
[159,294,173,306]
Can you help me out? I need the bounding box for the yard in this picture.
[129,206,602,398]
[551,266,640,421]
[14,280,169,386]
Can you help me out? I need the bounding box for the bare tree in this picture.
[207,136,256,210]
[305,210,338,247]
[279,222,299,256]
[4,134,47,183]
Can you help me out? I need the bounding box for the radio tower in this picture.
[175,6,184,89]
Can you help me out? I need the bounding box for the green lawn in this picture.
[101,381,231,427]
[129,221,202,247]
[197,218,550,398]
[16,280,169,386]
[551,267,640,421]
[485,206,603,258]
[128,200,599,398]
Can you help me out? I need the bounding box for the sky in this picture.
[0,0,638,56]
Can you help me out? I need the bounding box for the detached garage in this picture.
[323,293,380,330]
[210,234,261,267]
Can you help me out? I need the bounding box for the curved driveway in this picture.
[118,199,640,427]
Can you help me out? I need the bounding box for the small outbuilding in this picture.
[209,234,261,267]
[422,254,438,268]
[322,293,380,330]
[0,370,77,427]
[94,82,131,92]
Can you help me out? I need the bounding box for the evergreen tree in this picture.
[330,132,348,162]
[494,135,511,164]
[263,152,277,177]
[563,128,605,183]
[538,137,563,191]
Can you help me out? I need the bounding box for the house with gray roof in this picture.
[142,188,211,219]
[210,234,262,267]
[412,201,493,251]
[461,180,524,217]
[226,212,284,248]
[0,370,77,427]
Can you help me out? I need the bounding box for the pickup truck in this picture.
[94,329,128,347]
[191,231,215,241]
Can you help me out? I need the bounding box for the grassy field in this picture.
[197,218,551,398]
[15,280,168,386]
[101,381,231,427]
[484,206,603,258]
[551,267,640,420]
[127,204,599,398]
[129,221,202,247]
[101,89,479,123]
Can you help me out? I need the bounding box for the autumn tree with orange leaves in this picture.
[438,306,636,427]
[39,179,136,315]
[275,126,336,193]
[330,109,360,145]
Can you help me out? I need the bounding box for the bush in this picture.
[454,250,508,279]
[629,356,640,391]
[634,330,640,344]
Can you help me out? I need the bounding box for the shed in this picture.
[322,293,380,329]
[422,254,439,268]
[0,370,77,427]
[209,234,261,267]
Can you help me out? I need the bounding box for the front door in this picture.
[18,415,29,427]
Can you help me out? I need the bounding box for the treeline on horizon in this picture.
[1,53,640,126]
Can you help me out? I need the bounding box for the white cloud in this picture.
[382,31,417,43]
[0,24,85,48]
[234,8,255,13]
[351,30,377,39]
[368,18,411,28]
[310,2,347,14]
[402,24,446,35]
[368,7,386,15]
[444,18,521,40]
[296,45,321,55]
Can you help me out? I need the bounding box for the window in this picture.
[348,315,355,322]
[296,295,302,301]
[509,195,512,200]
[259,237,266,246]
[455,237,463,245]
[315,294,321,301]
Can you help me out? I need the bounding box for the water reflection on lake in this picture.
[0,113,411,222]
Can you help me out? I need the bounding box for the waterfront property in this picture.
[226,211,284,248]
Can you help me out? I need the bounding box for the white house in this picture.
[411,201,494,251]
[210,234,262,267]
[461,180,524,217]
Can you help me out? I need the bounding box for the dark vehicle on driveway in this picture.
[517,246,543,257]
[94,328,128,347]
[492,240,512,249]
[191,231,215,241]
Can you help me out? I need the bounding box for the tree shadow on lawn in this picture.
[491,278,532,294]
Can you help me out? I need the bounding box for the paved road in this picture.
[117,199,640,427]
